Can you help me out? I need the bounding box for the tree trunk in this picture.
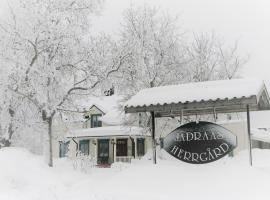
[48,117,53,167]
[0,107,15,148]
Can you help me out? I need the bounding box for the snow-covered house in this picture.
[53,95,151,165]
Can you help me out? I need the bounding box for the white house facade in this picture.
[52,95,151,166]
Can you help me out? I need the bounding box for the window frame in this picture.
[79,140,90,155]
[91,114,102,128]
[137,138,145,157]
[59,141,70,158]
[116,138,128,157]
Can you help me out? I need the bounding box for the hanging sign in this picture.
[163,121,237,164]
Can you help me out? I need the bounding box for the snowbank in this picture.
[0,148,94,200]
[1,147,270,200]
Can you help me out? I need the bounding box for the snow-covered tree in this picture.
[116,6,247,94]
[185,33,248,82]
[116,5,187,95]
[116,5,248,138]
[0,0,129,166]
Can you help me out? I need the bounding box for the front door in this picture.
[97,139,109,164]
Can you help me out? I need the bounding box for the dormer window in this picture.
[91,114,102,128]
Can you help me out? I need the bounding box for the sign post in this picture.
[246,105,253,166]
[151,111,157,164]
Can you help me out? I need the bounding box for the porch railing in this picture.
[115,156,133,163]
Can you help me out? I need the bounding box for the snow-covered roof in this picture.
[76,95,123,113]
[100,109,125,126]
[66,126,150,138]
[126,79,266,107]
[251,128,270,143]
[125,79,270,116]
[62,95,125,125]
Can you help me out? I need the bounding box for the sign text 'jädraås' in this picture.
[163,121,237,164]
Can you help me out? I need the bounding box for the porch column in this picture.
[95,139,98,163]
[134,137,137,159]
[113,137,117,162]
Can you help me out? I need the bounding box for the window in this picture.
[137,138,145,157]
[91,114,102,128]
[79,140,89,155]
[59,141,70,158]
[116,139,128,156]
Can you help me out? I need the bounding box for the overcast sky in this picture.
[91,0,270,79]
[1,0,269,79]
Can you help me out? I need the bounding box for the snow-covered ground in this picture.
[1,148,270,200]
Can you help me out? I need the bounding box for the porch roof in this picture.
[251,128,270,143]
[66,126,150,139]
[125,79,270,117]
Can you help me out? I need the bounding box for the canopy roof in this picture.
[66,126,150,139]
[251,128,270,143]
[125,79,270,117]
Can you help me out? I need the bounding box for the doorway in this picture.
[97,139,109,164]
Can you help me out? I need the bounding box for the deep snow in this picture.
[1,147,270,200]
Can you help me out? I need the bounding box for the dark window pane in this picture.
[79,140,89,155]
[59,141,70,158]
[116,139,128,156]
[137,138,145,156]
[91,114,102,128]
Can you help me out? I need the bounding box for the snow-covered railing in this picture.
[116,156,133,163]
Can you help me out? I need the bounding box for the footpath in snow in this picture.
[0,147,270,200]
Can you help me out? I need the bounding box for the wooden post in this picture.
[134,137,137,159]
[213,107,217,122]
[246,105,253,166]
[180,109,183,124]
[113,137,116,163]
[151,111,157,164]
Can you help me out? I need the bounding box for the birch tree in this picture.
[0,0,129,166]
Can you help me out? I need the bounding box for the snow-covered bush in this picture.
[71,151,97,173]
[111,161,131,172]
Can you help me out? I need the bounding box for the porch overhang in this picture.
[125,79,270,117]
[66,134,148,139]
[66,126,150,139]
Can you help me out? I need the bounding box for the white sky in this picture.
[1,0,269,79]
[91,0,270,79]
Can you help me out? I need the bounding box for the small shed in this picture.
[125,79,270,165]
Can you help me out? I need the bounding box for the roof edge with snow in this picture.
[125,79,270,116]
[66,126,150,139]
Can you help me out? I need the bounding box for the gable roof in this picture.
[70,95,125,125]
[125,79,270,116]
[77,95,122,113]
[89,105,105,114]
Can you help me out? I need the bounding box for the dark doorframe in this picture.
[131,138,135,158]
[97,139,109,164]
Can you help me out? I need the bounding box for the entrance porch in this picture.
[66,126,150,165]
[96,137,146,165]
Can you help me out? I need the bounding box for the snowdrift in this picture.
[1,147,270,200]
